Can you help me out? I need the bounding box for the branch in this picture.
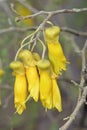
[16,8,87,22]
[59,40,87,130]
[81,40,87,71]
[1,26,87,37]
[78,40,87,100]
[61,27,87,37]
[59,86,87,130]
[0,26,37,34]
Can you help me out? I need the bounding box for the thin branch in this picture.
[1,26,87,37]
[81,40,87,71]
[78,40,87,100]
[0,26,37,34]
[61,27,87,37]
[15,13,52,60]
[59,86,87,130]
[16,8,87,22]
[59,40,87,130]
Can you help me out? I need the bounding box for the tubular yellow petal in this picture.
[52,78,62,112]
[37,59,52,109]
[45,26,67,75]
[26,66,39,102]
[39,69,52,109]
[18,50,40,102]
[14,74,27,114]
[47,42,67,75]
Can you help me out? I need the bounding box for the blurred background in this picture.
[0,0,87,130]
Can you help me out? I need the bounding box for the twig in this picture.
[59,86,87,130]
[81,40,87,71]
[0,26,37,34]
[59,40,87,130]
[38,38,46,59]
[16,8,87,22]
[61,27,87,37]
[78,40,87,100]
[0,26,87,37]
[15,13,51,60]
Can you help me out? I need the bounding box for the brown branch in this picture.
[59,86,87,130]
[61,27,87,37]
[81,40,87,71]
[1,26,87,37]
[59,40,87,130]
[0,26,37,34]
[16,8,87,22]
[14,14,51,60]
[78,40,87,100]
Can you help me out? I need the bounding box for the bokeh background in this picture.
[0,0,87,130]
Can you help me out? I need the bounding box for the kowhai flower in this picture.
[10,61,27,114]
[18,50,40,102]
[37,59,52,109]
[37,59,62,111]
[14,1,34,26]
[45,26,67,75]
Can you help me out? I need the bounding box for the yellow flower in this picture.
[52,77,62,112]
[18,50,40,102]
[37,59,52,109]
[45,26,67,75]
[10,61,27,114]
[14,74,27,114]
[14,1,34,26]
[37,59,62,112]
[0,69,5,78]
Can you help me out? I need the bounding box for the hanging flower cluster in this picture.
[10,25,68,114]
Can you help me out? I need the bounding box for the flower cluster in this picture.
[10,25,68,114]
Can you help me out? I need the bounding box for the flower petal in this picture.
[26,66,39,102]
[52,78,62,112]
[39,69,52,109]
[14,74,27,114]
[47,42,67,75]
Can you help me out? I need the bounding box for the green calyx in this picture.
[37,59,50,69]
